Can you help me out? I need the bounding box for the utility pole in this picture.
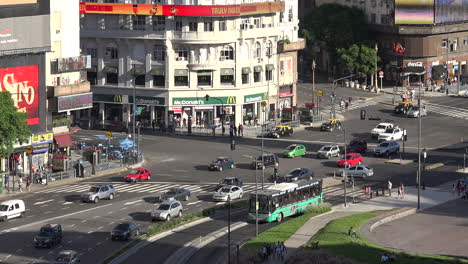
[255,157,258,237]
[132,64,137,164]
[312,60,316,105]
[375,43,379,90]
[417,74,423,210]
[343,128,347,207]
[261,116,265,191]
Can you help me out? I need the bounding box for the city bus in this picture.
[248,179,323,223]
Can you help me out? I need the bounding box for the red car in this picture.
[337,153,363,167]
[347,139,367,154]
[124,168,151,182]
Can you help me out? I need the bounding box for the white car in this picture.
[341,165,374,178]
[371,123,394,139]
[378,127,404,142]
[406,106,427,117]
[213,186,243,201]
[0,200,26,222]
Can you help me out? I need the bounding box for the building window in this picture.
[220,45,234,61]
[175,20,183,31]
[279,12,284,23]
[132,15,146,30]
[197,71,212,86]
[86,47,97,58]
[254,18,261,28]
[189,21,197,32]
[242,73,249,84]
[220,68,234,85]
[204,21,213,32]
[105,47,118,59]
[153,75,165,87]
[266,69,273,81]
[219,20,227,31]
[153,16,165,31]
[175,48,188,61]
[370,13,376,24]
[174,70,188,86]
[254,42,262,58]
[265,41,272,57]
[106,73,118,84]
[254,72,261,82]
[441,39,448,48]
[153,45,166,61]
[450,39,458,51]
[288,9,293,22]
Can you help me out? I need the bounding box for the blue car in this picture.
[374,140,400,157]
[208,157,236,171]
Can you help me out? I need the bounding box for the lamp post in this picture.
[343,128,347,207]
[312,60,316,106]
[375,43,379,90]
[417,73,425,210]
[132,64,137,164]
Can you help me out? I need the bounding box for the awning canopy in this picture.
[151,68,165,75]
[220,68,234,75]
[242,67,251,74]
[266,64,275,71]
[403,66,425,74]
[174,69,188,76]
[254,66,263,72]
[197,71,212,76]
[54,133,73,148]
[104,66,118,74]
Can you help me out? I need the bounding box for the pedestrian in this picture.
[182,118,187,128]
[151,119,156,133]
[4,174,9,192]
[261,245,267,260]
[254,115,258,126]
[348,96,352,104]
[457,180,462,196]
[365,185,369,199]
[212,125,216,136]
[280,242,286,259]
[248,115,252,126]
[452,183,456,196]
[397,184,402,198]
[400,183,405,199]
[238,124,243,136]
[233,124,237,136]
[381,253,389,263]
[266,243,271,259]
[344,100,349,110]
[222,125,226,136]
[229,125,234,137]
[18,176,23,192]
[387,179,393,196]
[26,177,31,192]
[348,227,357,237]
[275,241,281,259]
[340,100,344,110]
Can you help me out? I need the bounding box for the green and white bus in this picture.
[248,179,323,223]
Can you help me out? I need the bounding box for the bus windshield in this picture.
[249,195,270,214]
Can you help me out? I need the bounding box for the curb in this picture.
[426,162,444,170]
[360,207,417,242]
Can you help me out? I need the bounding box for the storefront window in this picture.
[266,69,272,81]
[175,76,188,86]
[153,75,165,87]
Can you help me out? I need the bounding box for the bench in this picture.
[309,241,319,249]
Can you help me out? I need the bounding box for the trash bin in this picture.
[81,161,93,177]
[360,109,366,120]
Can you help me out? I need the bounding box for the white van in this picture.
[0,200,26,221]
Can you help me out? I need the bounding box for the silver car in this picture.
[81,184,115,203]
[406,105,427,117]
[151,199,183,222]
[341,165,374,178]
[316,145,340,159]
[213,186,243,201]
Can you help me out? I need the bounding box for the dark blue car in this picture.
[208,157,235,171]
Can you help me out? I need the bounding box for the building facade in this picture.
[79,0,304,130]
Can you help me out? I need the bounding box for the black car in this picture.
[160,188,191,202]
[55,250,80,264]
[320,119,342,132]
[111,222,139,241]
[279,168,314,183]
[208,157,235,171]
[251,154,279,169]
[215,177,243,190]
[33,224,62,248]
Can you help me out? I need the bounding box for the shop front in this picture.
[31,133,53,170]
[279,85,294,121]
[56,92,93,128]
[243,92,268,125]
[131,96,166,128]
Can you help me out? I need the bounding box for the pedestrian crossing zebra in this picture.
[425,103,468,120]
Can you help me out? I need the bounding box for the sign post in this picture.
[317,90,323,118]
[379,71,384,93]
[105,132,112,162]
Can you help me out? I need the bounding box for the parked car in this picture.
[394,101,413,114]
[374,140,400,157]
[282,144,306,158]
[33,224,62,248]
[111,222,139,241]
[337,153,363,167]
[151,199,183,222]
[160,188,191,202]
[55,250,80,264]
[371,123,394,139]
[81,184,115,203]
[378,127,404,142]
[0,199,25,222]
[208,157,235,171]
[320,118,342,132]
[213,186,243,201]
[279,168,314,182]
[347,139,367,153]
[341,165,374,178]
[251,154,279,169]
[215,177,243,190]
[406,105,427,117]
[316,145,340,159]
[124,168,151,182]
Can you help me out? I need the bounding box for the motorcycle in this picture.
[33,173,47,185]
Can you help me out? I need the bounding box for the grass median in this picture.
[301,212,468,264]
[244,203,332,248]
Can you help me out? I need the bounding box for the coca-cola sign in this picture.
[0,65,40,125]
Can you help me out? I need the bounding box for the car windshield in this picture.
[289,169,301,176]
[350,141,359,146]
[323,122,331,126]
[165,191,176,196]
[321,146,331,151]
[115,224,129,230]
[250,195,270,214]
[410,106,419,110]
[89,187,99,193]
[256,156,265,161]
[287,145,296,150]
[158,204,170,210]
[56,254,72,261]
[376,125,387,129]
[219,187,231,193]
[222,179,234,184]
[38,230,53,237]
[0,205,8,211]
[130,169,139,174]
[384,128,394,133]
[380,143,389,147]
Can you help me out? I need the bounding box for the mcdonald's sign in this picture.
[172,96,237,106]
[226,96,236,104]
[114,95,123,103]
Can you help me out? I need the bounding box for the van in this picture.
[0,199,26,221]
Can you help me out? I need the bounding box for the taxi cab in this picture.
[266,125,293,138]
[394,101,413,114]
[320,119,342,132]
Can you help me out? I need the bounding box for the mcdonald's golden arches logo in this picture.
[114,95,123,103]
[226,96,236,104]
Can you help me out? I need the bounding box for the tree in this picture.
[0,92,31,159]
[337,44,380,84]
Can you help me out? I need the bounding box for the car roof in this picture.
[377,123,393,126]
[322,144,338,148]
[223,177,237,180]
[41,224,60,229]
[0,199,24,205]
[135,168,149,170]
[217,157,230,159]
[346,153,360,155]
[160,199,179,205]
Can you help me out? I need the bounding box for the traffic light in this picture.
[274,167,279,181]
[205,95,210,101]
[230,138,235,150]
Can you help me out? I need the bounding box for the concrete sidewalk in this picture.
[263,184,457,264]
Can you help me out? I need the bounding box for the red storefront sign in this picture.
[79,2,285,16]
[0,65,40,125]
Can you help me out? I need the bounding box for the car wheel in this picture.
[276,213,283,223]
[178,211,182,218]
[231,164,235,169]
[94,197,99,204]
[0,216,6,222]
[326,154,330,159]
[219,167,223,172]
[109,193,114,200]
[166,215,171,222]
[291,154,295,158]
[239,192,243,199]
[362,173,367,178]
[184,195,189,201]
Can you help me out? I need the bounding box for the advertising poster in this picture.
[395,0,435,24]
[435,0,468,23]
[57,55,91,73]
[0,0,36,6]
[0,15,50,53]
[0,65,40,125]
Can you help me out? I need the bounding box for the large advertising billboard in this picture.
[0,0,37,6]
[435,0,468,24]
[79,2,285,17]
[395,0,435,24]
[0,15,50,54]
[57,55,91,74]
[0,65,40,125]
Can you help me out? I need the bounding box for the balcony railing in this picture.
[277,38,306,53]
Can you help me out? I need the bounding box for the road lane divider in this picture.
[33,199,54,205]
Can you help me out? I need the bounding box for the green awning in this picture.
[151,68,165,75]
[242,67,251,74]
[104,66,118,74]
[133,65,146,75]
[254,65,263,72]
[174,69,188,76]
[197,71,212,76]
[220,68,234,75]
[266,64,275,71]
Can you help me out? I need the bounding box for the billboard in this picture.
[57,55,91,73]
[0,0,37,6]
[395,0,435,24]
[435,0,468,24]
[57,93,93,113]
[0,65,40,125]
[0,15,50,53]
[79,2,285,17]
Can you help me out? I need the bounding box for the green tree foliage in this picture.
[0,92,31,158]
[337,44,380,80]
[301,4,368,54]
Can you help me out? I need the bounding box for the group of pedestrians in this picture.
[386,180,405,199]
[339,97,352,111]
[261,242,287,261]
[453,179,468,199]
[228,124,244,137]
[3,174,31,193]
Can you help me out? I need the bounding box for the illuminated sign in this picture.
[395,0,435,24]
[79,2,285,17]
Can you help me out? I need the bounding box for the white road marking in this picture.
[62,202,74,205]
[187,201,202,206]
[119,207,128,211]
[33,199,54,205]
[124,200,142,205]
[68,224,75,228]
[81,219,87,223]
[62,207,70,210]
[67,241,73,244]
[40,204,48,207]
[172,169,188,172]
[44,211,52,214]
[87,231,93,234]
[93,215,99,219]
[15,249,22,253]
[97,226,104,230]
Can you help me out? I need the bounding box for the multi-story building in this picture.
[79,0,305,130]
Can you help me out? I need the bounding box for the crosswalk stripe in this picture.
[136,185,161,193]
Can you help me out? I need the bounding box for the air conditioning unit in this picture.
[176,57,185,61]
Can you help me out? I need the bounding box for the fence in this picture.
[47,170,76,184]
[446,84,468,95]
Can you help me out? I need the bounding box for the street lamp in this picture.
[131,64,137,164]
